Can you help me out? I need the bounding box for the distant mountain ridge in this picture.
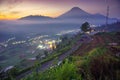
[19,15,53,20]
[19,7,107,20]
[19,7,117,25]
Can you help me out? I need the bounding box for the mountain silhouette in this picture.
[57,7,110,20]
[58,7,92,19]
[19,7,117,25]
[19,15,53,20]
[57,7,117,24]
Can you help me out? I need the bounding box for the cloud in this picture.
[0,0,24,10]
[10,11,20,14]
[0,13,7,19]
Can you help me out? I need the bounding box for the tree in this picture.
[81,22,91,32]
[0,66,2,70]
[8,67,19,80]
[44,50,48,57]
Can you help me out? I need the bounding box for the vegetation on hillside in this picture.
[1,34,81,80]
[22,46,120,80]
[22,32,120,80]
[22,59,82,80]
[2,31,120,80]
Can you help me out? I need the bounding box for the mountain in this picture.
[57,7,108,19]
[58,7,92,19]
[93,13,106,18]
[57,7,117,25]
[19,7,117,25]
[19,15,53,20]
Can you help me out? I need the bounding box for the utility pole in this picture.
[105,5,109,31]
[104,0,109,32]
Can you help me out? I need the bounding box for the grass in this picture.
[22,59,82,80]
[22,46,120,80]
[72,47,120,80]
[14,45,71,76]
[22,32,120,80]
[20,31,120,80]
[21,47,101,80]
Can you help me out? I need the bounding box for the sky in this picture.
[0,0,120,20]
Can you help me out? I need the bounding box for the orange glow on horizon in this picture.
[0,1,67,20]
[0,14,22,20]
[0,15,58,20]
[0,11,63,20]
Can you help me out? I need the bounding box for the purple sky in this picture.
[0,0,120,19]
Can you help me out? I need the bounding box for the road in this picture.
[16,34,92,80]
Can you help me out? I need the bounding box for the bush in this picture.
[76,47,120,80]
[23,59,82,80]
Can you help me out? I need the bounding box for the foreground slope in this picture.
[22,32,120,80]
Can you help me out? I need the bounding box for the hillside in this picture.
[1,22,120,80]
[21,32,120,80]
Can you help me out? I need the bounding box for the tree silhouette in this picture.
[81,22,91,32]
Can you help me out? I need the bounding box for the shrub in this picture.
[23,59,82,80]
[76,47,120,80]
